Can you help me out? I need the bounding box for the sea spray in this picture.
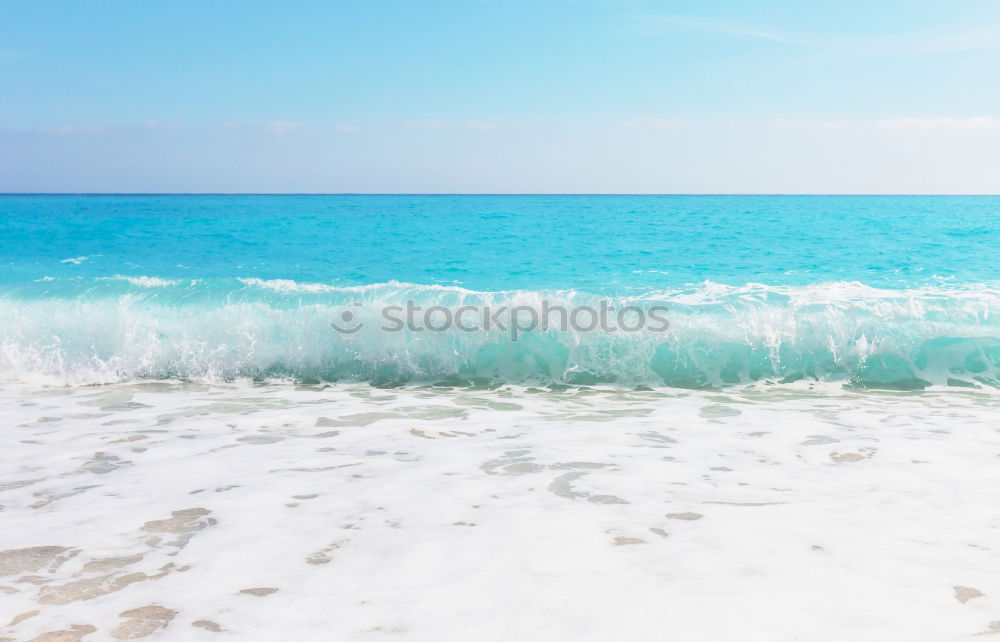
[2,278,998,388]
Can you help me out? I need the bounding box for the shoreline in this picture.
[2,382,999,640]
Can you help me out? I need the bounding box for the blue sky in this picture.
[2,0,1000,192]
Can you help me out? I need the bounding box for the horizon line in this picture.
[3,192,1000,197]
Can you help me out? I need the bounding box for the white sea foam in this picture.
[1,382,998,640]
[104,275,186,287]
[238,277,342,293]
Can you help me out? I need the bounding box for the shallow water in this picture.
[2,194,999,639]
[2,382,999,641]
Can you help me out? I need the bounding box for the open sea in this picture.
[2,195,1000,641]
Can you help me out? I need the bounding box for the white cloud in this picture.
[334,123,360,134]
[264,121,307,134]
[876,117,1000,134]
[620,117,684,131]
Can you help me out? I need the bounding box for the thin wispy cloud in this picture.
[638,15,786,42]
[466,121,499,132]
[876,117,1000,134]
[403,119,446,129]
[637,14,1000,55]
[144,120,178,130]
[263,121,307,134]
[0,49,31,62]
[769,118,847,130]
[919,26,1000,53]
[44,125,107,135]
[836,25,1000,55]
[620,117,684,132]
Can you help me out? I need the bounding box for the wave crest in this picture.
[1,279,998,389]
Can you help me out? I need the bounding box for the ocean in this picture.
[2,194,999,388]
[2,195,999,641]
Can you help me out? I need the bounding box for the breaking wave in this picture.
[1,278,999,389]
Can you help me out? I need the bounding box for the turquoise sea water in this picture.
[1,194,998,388]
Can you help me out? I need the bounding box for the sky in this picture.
[2,0,1000,193]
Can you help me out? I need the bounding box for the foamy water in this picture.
[2,382,999,641]
[3,194,1000,639]
[2,279,999,388]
